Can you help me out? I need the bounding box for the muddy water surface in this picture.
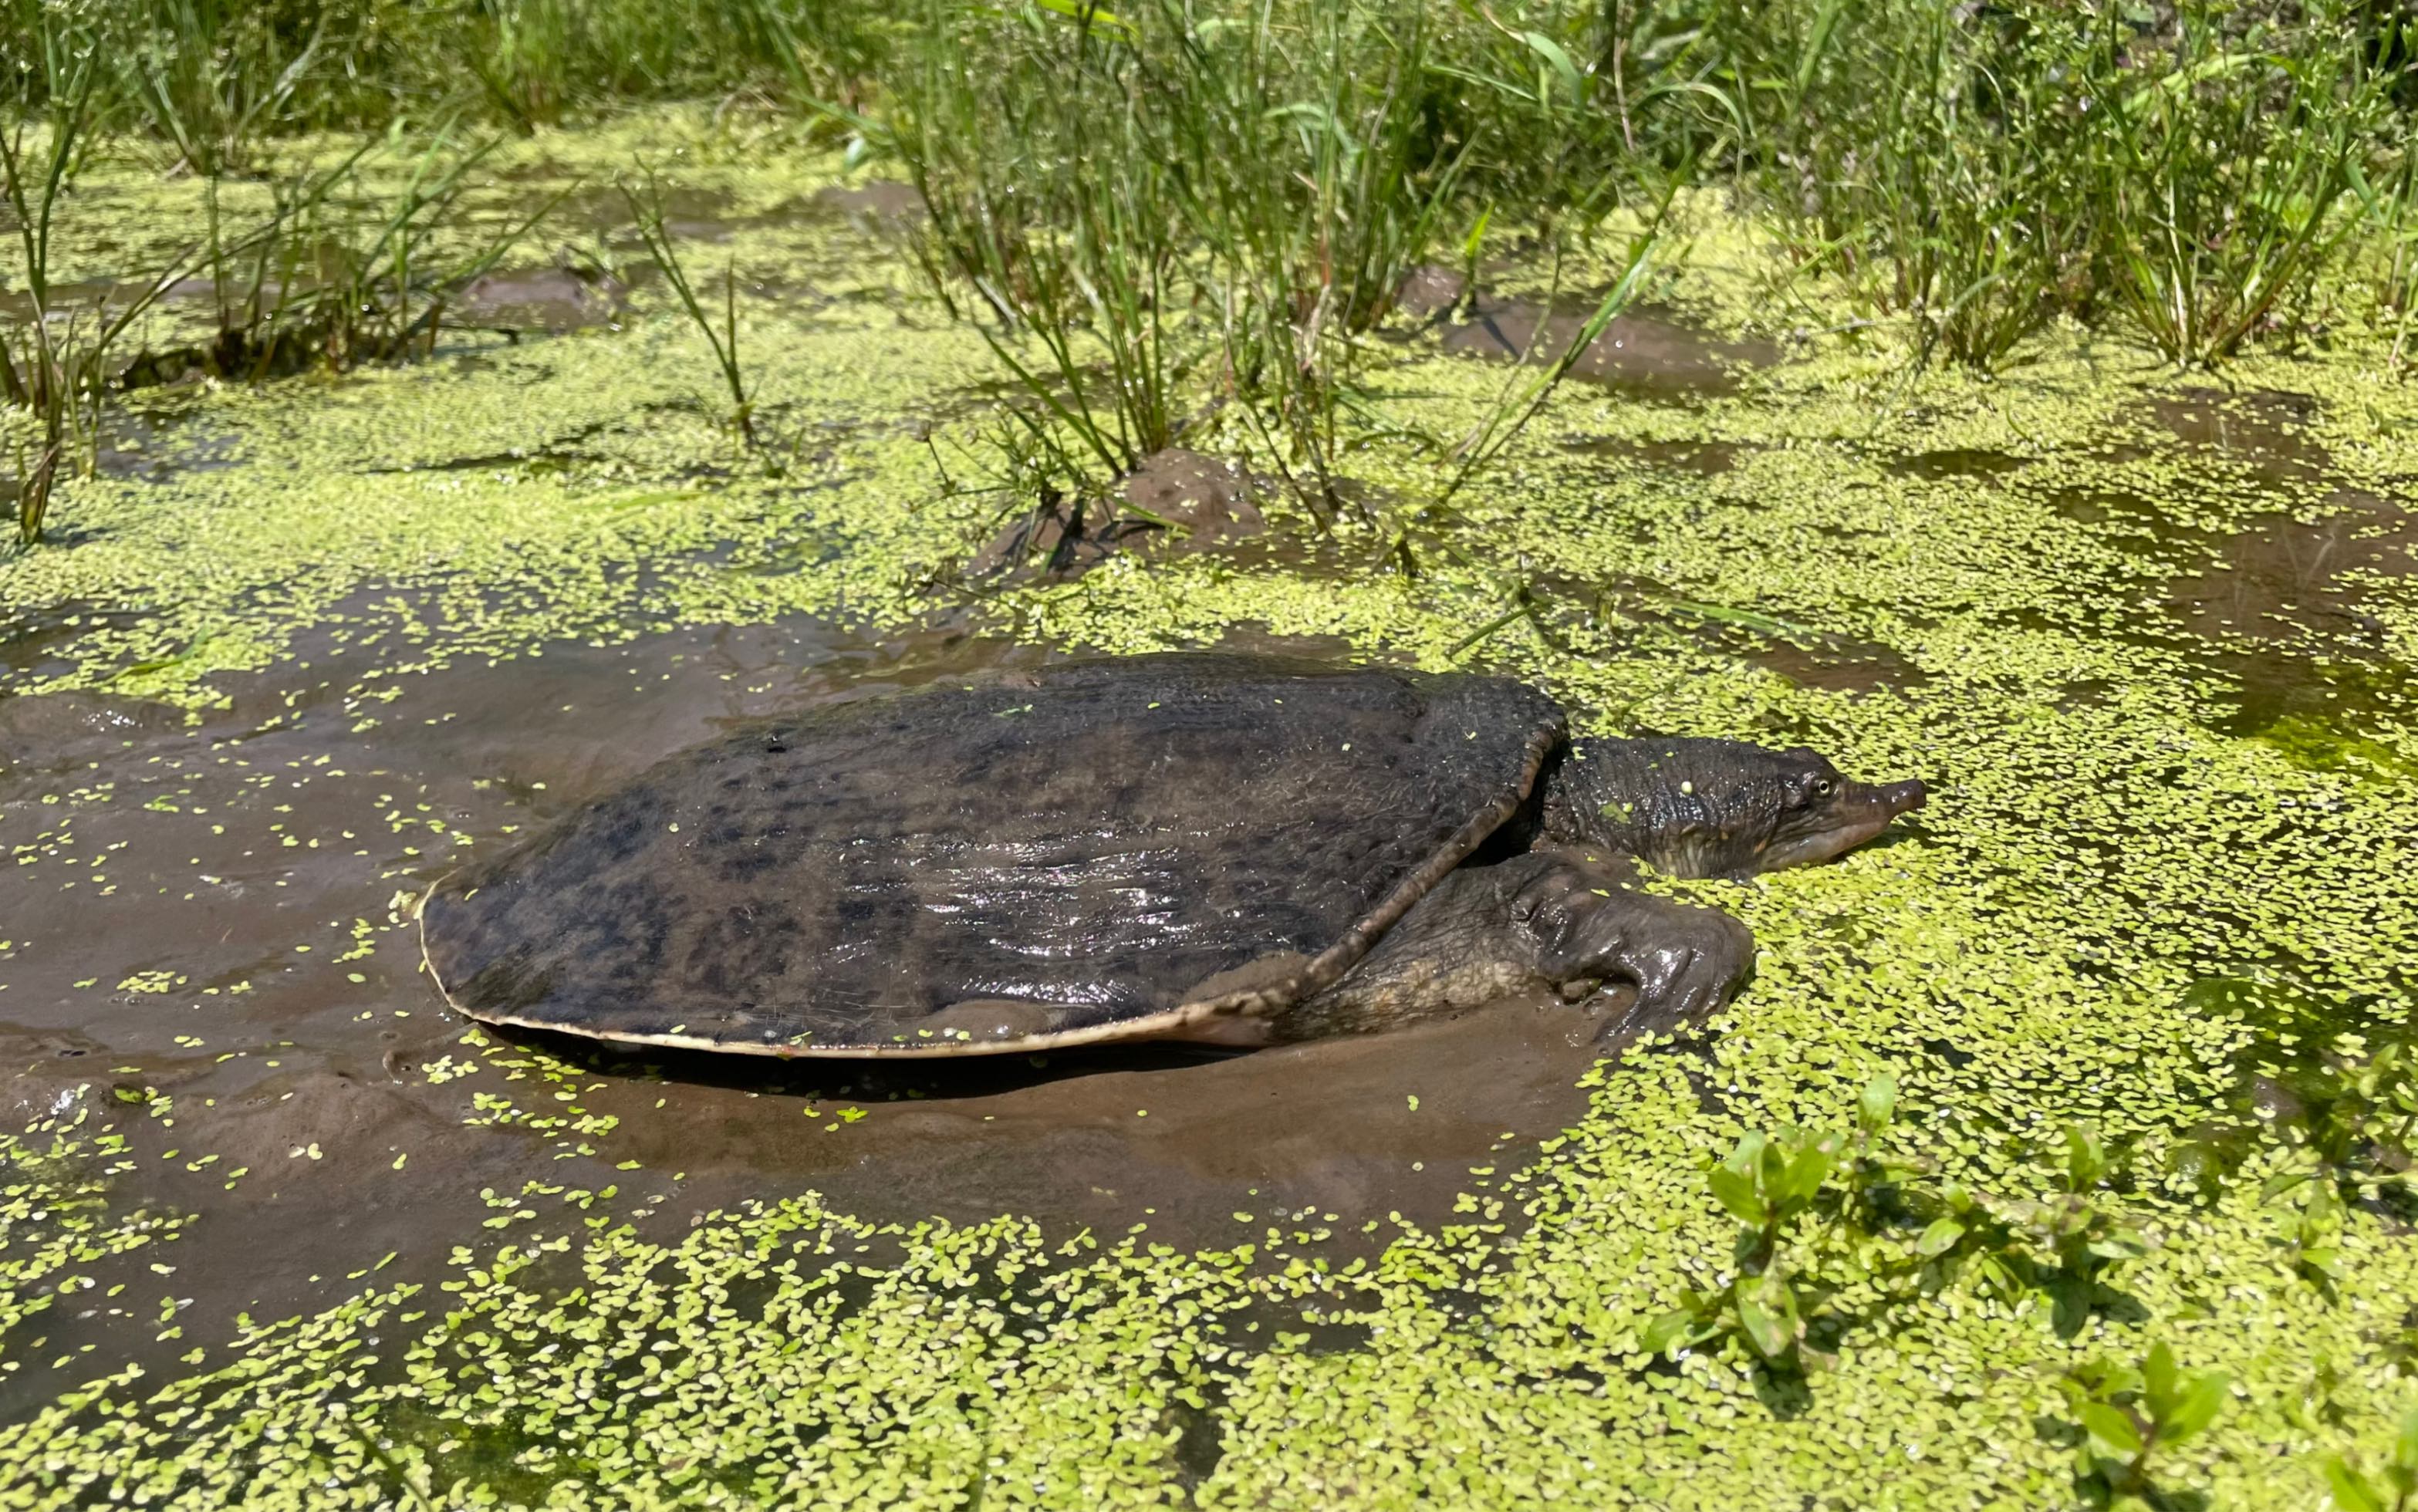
[2,615,1620,1406]
[2119,390,2418,749]
[9,169,2416,1446]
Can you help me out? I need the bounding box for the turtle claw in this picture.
[1616,911,1754,1031]
[1586,931,1753,1045]
[1519,860,1753,1037]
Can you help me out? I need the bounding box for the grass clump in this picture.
[2,0,897,146]
[886,0,1445,507]
[9,0,2417,407]
[887,0,1195,487]
[181,135,560,382]
[2085,0,2406,365]
[452,0,888,135]
[1153,0,1475,506]
[883,0,1660,529]
[2,113,556,544]
[621,174,758,446]
[1748,0,2099,367]
[110,0,330,177]
[1560,0,2413,368]
[1,56,202,544]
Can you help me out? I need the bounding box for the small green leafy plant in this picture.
[2058,1342,2229,1507]
[2279,1039,2418,1181]
[1650,1078,2163,1369]
[2325,1408,2418,1512]
[2268,1161,2350,1289]
[1643,1075,1897,1366]
[1643,1122,1840,1363]
[2256,1034,2417,1288]
[1829,1072,1923,1234]
[1913,1124,2150,1337]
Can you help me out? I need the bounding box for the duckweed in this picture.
[4,139,2417,1507]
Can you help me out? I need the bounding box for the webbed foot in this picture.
[1286,847,1754,1041]
[1511,850,1755,1039]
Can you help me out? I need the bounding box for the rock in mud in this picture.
[971,447,1266,578]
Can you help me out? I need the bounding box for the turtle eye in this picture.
[1812,778,1833,797]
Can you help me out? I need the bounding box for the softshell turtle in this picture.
[420,654,1924,1057]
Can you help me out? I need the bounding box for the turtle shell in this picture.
[419,653,1566,1056]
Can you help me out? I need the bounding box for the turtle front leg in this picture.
[1518,849,1757,1040]
[1279,849,1754,1041]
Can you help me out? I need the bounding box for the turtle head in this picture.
[1567,737,1927,879]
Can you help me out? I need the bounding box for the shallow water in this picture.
[0,613,1640,1417]
[6,401,2403,1423]
[7,143,2418,1504]
[1396,265,1779,397]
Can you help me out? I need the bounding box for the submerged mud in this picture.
[1403,272,1780,397]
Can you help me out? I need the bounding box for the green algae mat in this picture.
[4,127,2418,1509]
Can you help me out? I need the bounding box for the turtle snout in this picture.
[1748,775,1927,873]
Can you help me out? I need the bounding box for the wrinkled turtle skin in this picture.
[420,654,1926,1056]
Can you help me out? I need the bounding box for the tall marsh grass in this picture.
[2086,0,2403,363]
[873,0,2418,526]
[1710,0,2412,366]
[1,113,555,545]
[1754,2,2098,366]
[1,56,205,544]
[890,2,1193,484]
[1158,1,1477,506]
[2,0,897,138]
[884,0,1653,518]
[623,175,758,444]
[458,0,886,133]
[5,0,2416,423]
